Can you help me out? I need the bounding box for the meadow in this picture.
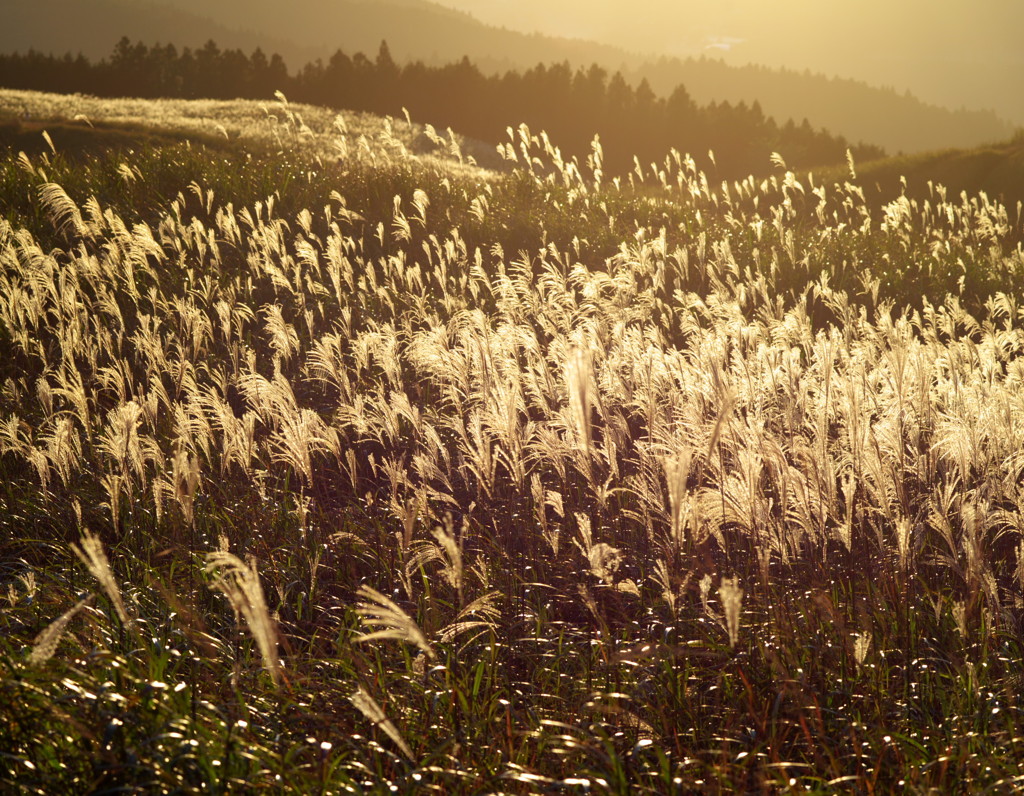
[2,89,1024,793]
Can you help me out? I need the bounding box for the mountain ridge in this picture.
[0,0,1015,155]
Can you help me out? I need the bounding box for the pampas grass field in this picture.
[2,88,1024,793]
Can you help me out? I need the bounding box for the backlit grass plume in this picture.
[71,529,131,627]
[205,551,282,686]
[349,684,415,761]
[28,595,95,666]
[354,585,435,660]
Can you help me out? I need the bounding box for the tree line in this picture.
[0,38,885,176]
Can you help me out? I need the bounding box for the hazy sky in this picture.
[430,1,1024,122]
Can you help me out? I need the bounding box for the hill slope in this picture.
[843,135,1024,210]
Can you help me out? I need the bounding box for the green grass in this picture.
[2,91,1024,794]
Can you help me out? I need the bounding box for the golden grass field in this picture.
[2,89,1024,793]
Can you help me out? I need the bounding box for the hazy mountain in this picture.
[1,0,1015,154]
[0,0,307,63]
[632,58,1013,155]
[119,0,631,75]
[431,0,1024,129]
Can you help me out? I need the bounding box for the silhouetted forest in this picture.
[5,0,1016,154]
[628,57,1016,156]
[0,38,885,176]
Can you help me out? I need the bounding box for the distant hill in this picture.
[430,0,1024,130]
[0,0,628,75]
[0,0,306,63]
[802,133,1024,223]
[849,135,1024,211]
[1,0,1015,155]
[631,58,1014,157]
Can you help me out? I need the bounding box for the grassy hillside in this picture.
[0,88,498,165]
[846,135,1024,208]
[2,91,1024,793]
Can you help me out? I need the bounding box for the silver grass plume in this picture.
[664,449,693,547]
[205,551,281,686]
[589,543,623,585]
[354,585,435,659]
[699,574,713,617]
[29,595,94,666]
[349,685,414,761]
[853,631,872,672]
[437,591,500,647]
[719,576,744,649]
[565,345,594,454]
[432,519,464,605]
[38,182,87,240]
[71,529,131,627]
